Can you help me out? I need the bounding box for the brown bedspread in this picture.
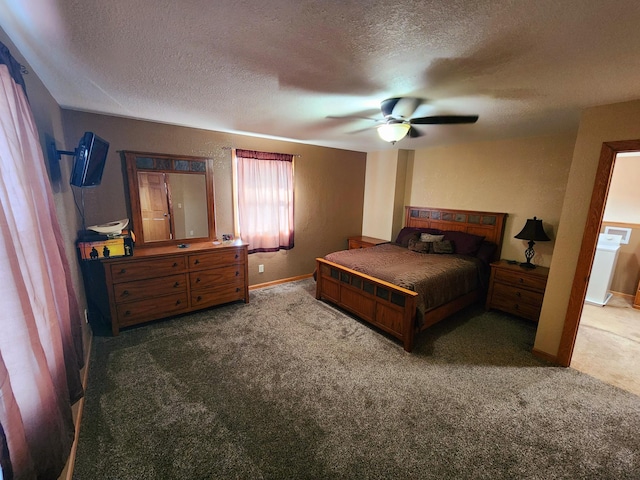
[324,243,483,320]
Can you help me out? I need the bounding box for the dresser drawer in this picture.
[190,265,244,290]
[113,274,187,304]
[189,248,244,269]
[492,282,544,307]
[494,268,547,291]
[109,256,186,283]
[116,293,189,327]
[191,283,246,308]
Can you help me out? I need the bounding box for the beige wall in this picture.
[61,110,367,286]
[536,99,640,358]
[362,150,399,240]
[602,154,640,295]
[406,133,576,266]
[601,222,640,296]
[604,154,640,223]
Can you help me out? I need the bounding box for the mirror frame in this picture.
[122,150,217,248]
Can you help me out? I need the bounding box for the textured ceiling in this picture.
[3,0,640,152]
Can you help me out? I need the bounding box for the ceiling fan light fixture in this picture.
[377,122,410,144]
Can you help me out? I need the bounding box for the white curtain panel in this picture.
[0,44,83,480]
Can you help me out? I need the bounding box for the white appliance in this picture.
[585,233,623,306]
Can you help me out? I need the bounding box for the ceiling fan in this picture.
[375,97,479,144]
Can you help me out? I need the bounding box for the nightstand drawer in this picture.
[489,294,542,322]
[492,283,544,308]
[494,268,547,291]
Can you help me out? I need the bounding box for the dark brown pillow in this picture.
[441,231,485,256]
[432,240,454,254]
[395,227,442,247]
[408,238,432,253]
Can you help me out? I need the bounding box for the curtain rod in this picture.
[221,146,301,157]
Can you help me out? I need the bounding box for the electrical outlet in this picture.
[258,264,264,273]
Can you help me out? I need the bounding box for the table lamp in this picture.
[514,217,550,269]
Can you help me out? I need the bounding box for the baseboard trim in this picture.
[61,333,93,480]
[532,347,559,365]
[249,273,313,290]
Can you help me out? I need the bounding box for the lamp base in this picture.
[519,261,536,269]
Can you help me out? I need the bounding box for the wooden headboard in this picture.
[405,206,507,261]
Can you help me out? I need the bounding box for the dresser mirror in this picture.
[122,151,216,247]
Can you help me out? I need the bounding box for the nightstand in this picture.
[486,260,550,322]
[347,236,388,249]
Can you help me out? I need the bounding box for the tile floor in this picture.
[571,295,640,397]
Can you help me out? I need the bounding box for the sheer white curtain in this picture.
[235,149,294,253]
[0,42,84,480]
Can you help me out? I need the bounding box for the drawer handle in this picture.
[173,262,178,267]
[515,292,521,297]
[174,282,180,288]
[236,287,240,292]
[235,271,240,276]
[235,254,239,259]
[176,300,181,305]
[194,259,200,265]
[124,310,131,316]
[514,304,519,310]
[119,268,126,274]
[195,277,201,283]
[122,290,129,296]
[519,278,524,283]
[196,296,202,301]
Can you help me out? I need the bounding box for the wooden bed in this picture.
[315,206,507,352]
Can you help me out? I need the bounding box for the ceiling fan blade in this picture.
[326,114,379,122]
[407,126,423,138]
[410,115,479,125]
[380,98,401,117]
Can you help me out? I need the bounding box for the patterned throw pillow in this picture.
[408,238,432,253]
[420,233,445,243]
[432,240,454,254]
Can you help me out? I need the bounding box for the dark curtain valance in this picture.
[236,149,293,162]
[0,42,27,96]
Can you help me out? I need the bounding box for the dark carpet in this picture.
[73,279,640,479]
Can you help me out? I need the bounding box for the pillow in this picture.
[395,229,421,248]
[394,227,441,247]
[432,240,454,254]
[408,238,432,253]
[420,233,445,243]
[441,231,485,256]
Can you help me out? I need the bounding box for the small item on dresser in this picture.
[77,231,134,260]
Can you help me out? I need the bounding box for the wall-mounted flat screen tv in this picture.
[70,132,110,187]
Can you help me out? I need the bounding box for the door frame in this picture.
[557,139,640,366]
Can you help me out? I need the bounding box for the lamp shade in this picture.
[514,217,550,242]
[377,123,410,143]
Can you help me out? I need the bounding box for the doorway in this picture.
[568,151,640,395]
[557,140,640,388]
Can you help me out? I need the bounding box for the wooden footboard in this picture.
[316,258,419,351]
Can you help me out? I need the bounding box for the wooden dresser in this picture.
[347,235,388,249]
[99,240,248,335]
[486,260,550,322]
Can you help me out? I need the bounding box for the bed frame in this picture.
[315,206,507,352]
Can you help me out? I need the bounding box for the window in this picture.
[233,149,294,254]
